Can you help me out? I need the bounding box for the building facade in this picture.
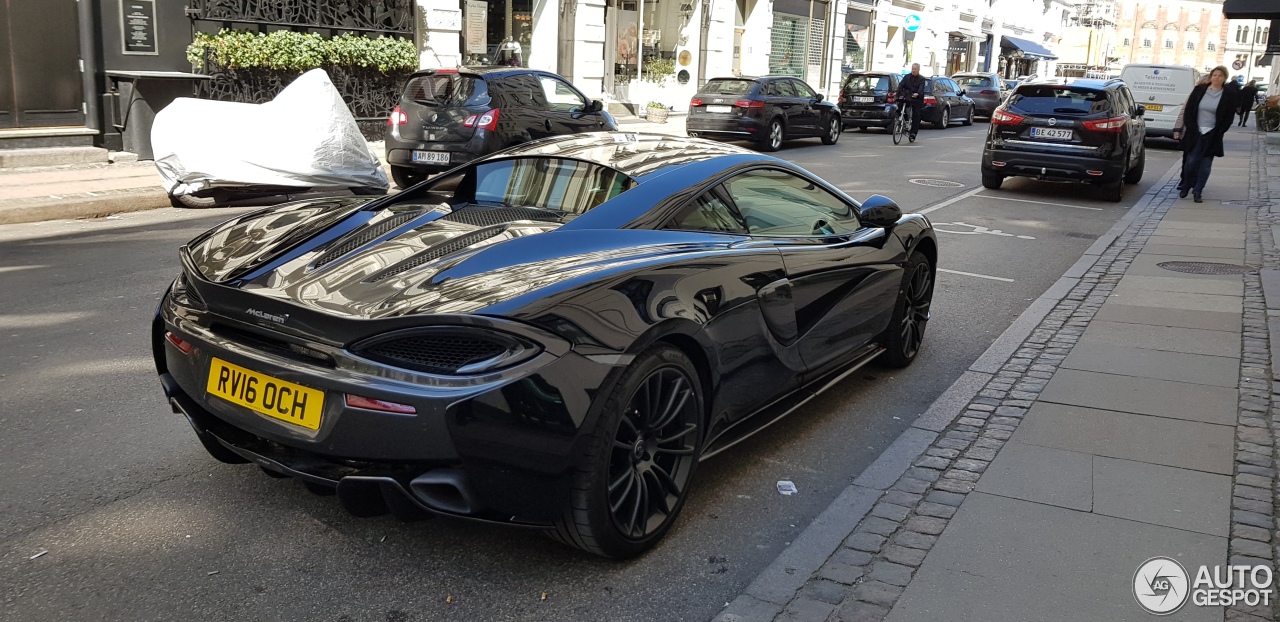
[1112,0,1229,72]
[1224,18,1273,83]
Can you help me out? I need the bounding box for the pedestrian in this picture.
[1238,79,1258,127]
[896,63,927,142]
[1173,66,1240,203]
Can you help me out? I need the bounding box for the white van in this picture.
[1119,64,1202,138]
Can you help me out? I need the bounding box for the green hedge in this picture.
[188,30,417,73]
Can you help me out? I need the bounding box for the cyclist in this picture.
[896,63,927,142]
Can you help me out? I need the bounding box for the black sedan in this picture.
[153,133,937,558]
[686,76,842,151]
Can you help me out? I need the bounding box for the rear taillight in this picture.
[690,98,704,107]
[887,92,896,104]
[980,90,998,95]
[387,105,407,126]
[463,114,478,127]
[991,109,1025,125]
[165,332,194,354]
[924,96,937,105]
[346,394,417,414]
[735,99,765,109]
[477,109,499,130]
[1082,117,1126,133]
[837,92,844,104]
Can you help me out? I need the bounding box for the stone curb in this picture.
[711,160,1184,622]
[0,190,172,225]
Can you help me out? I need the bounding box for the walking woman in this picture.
[1173,66,1240,203]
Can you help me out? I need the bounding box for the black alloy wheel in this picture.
[550,345,703,558]
[936,108,950,129]
[879,252,933,368]
[760,119,784,152]
[1124,148,1145,184]
[821,116,841,145]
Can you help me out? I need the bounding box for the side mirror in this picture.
[1135,105,1146,117]
[813,93,824,102]
[959,89,967,96]
[587,99,604,113]
[860,195,903,228]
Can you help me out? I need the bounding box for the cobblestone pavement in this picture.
[714,130,1280,622]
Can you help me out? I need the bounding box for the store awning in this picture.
[1223,0,1280,19]
[950,30,984,42]
[1001,35,1058,61]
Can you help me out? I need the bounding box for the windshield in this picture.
[1009,86,1111,115]
[956,76,993,87]
[471,158,634,215]
[843,75,890,92]
[403,74,484,106]
[700,79,755,96]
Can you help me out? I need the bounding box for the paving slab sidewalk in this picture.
[714,128,1279,622]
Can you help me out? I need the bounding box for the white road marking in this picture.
[917,187,984,215]
[933,221,1035,239]
[978,194,1103,211]
[938,268,1015,282]
[935,160,977,164]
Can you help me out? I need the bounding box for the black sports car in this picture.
[153,133,938,558]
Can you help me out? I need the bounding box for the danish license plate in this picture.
[206,357,324,430]
[1143,104,1163,111]
[411,150,450,164]
[853,96,875,103]
[706,105,732,113]
[1030,127,1073,140]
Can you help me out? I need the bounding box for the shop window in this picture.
[844,23,868,72]
[769,14,807,78]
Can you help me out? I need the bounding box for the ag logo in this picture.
[1047,118,1057,126]
[1134,557,1190,615]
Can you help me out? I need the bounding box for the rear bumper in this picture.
[383,132,496,172]
[983,147,1126,183]
[686,115,765,137]
[840,106,894,127]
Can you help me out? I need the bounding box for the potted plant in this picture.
[646,101,669,123]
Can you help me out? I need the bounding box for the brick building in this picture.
[1112,0,1229,72]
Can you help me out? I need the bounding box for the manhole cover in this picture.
[1157,261,1251,275]
[908,178,965,188]
[1221,200,1273,207]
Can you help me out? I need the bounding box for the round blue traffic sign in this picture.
[905,14,921,32]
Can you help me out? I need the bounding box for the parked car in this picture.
[837,71,901,130]
[686,76,842,151]
[152,132,937,559]
[385,66,616,188]
[1118,63,1202,139]
[952,72,1007,118]
[839,72,975,131]
[981,77,1147,202]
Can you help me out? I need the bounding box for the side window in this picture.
[539,76,587,112]
[773,80,797,97]
[503,74,547,108]
[721,169,860,237]
[791,80,817,99]
[665,189,748,234]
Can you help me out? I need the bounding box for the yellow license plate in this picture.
[1144,104,1163,111]
[206,357,324,430]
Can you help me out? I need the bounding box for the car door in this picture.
[934,78,958,120]
[768,79,801,136]
[537,74,608,135]
[500,73,558,140]
[1119,86,1145,163]
[719,168,903,374]
[788,79,822,135]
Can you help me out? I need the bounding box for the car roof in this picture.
[406,66,555,79]
[496,132,772,182]
[1021,77,1118,90]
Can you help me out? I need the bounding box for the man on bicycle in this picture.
[897,63,927,142]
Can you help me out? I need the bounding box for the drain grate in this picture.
[1157,261,1251,275]
[1221,200,1273,207]
[908,178,965,188]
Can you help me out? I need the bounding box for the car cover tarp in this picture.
[152,68,389,196]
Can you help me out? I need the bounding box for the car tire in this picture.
[687,132,699,138]
[759,118,784,152]
[170,193,219,209]
[878,251,934,369]
[821,116,841,145]
[961,107,973,126]
[1102,179,1124,202]
[391,165,427,189]
[549,344,704,559]
[1124,148,1145,185]
[981,170,1004,189]
[935,108,949,129]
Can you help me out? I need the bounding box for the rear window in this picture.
[701,79,755,96]
[403,73,485,106]
[843,75,890,92]
[956,76,993,88]
[472,158,634,215]
[1008,86,1111,115]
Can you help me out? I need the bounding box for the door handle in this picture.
[544,119,552,131]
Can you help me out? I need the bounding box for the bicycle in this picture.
[1258,103,1280,132]
[892,103,912,145]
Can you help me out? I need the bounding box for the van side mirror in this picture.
[860,195,903,228]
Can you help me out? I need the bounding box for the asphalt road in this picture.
[0,124,1184,622]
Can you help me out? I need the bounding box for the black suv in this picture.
[685,76,842,151]
[385,67,616,188]
[981,78,1147,202]
[839,72,975,130]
